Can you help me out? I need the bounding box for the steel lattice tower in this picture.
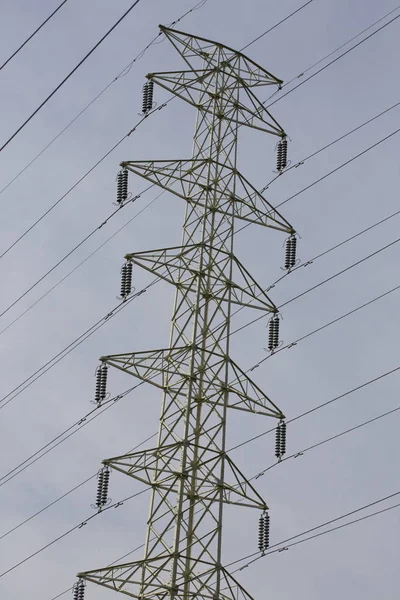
[78,26,296,600]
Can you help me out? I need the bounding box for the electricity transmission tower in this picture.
[77,25,296,600]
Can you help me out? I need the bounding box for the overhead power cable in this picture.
[249,403,400,481]
[2,109,398,334]
[0,424,156,542]
[0,0,209,198]
[3,472,400,583]
[48,487,400,600]
[261,96,400,193]
[0,103,166,262]
[239,0,314,51]
[266,11,400,109]
[3,276,399,497]
[276,124,400,210]
[0,0,69,72]
[0,190,164,338]
[2,221,399,415]
[231,363,400,452]
[0,280,158,412]
[1,3,394,266]
[2,93,400,343]
[0,486,149,580]
[0,0,144,153]
[281,3,400,90]
[229,490,400,572]
[0,383,143,489]
[5,367,400,549]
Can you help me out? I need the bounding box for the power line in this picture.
[2,204,399,422]
[0,0,69,72]
[0,190,164,338]
[229,233,400,340]
[4,275,399,503]
[239,0,315,51]
[6,369,399,550]
[0,0,317,265]
[0,474,94,542]
[260,96,400,193]
[276,124,400,210]
[3,92,400,343]
[266,11,400,110]
[0,280,158,411]
[280,235,400,308]
[0,384,142,489]
[2,107,397,340]
[281,3,400,90]
[255,403,400,477]
[2,5,393,270]
[231,363,400,452]
[229,491,400,571]
[0,0,209,198]
[0,103,166,263]
[3,467,399,583]
[0,0,144,153]
[2,220,398,418]
[0,424,157,542]
[0,486,149,580]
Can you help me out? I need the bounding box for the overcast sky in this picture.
[0,0,399,598]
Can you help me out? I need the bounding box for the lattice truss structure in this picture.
[78,26,296,600]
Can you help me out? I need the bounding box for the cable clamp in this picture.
[78,522,87,529]
[294,161,304,168]
[278,547,289,552]
[302,260,313,267]
[114,502,124,508]
[239,564,249,571]
[294,452,304,458]
[255,471,265,479]
[287,342,297,349]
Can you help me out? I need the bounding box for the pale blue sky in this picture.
[0,1,399,598]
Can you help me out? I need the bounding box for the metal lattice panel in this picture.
[78,26,296,600]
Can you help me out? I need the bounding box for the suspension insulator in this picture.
[280,420,287,457]
[73,582,79,600]
[272,315,280,348]
[96,470,104,508]
[284,238,291,269]
[268,318,275,351]
[120,263,127,298]
[121,169,128,202]
[146,79,154,112]
[264,512,270,550]
[116,170,123,204]
[142,82,149,114]
[125,261,133,296]
[275,422,282,458]
[276,141,283,171]
[77,581,85,600]
[94,366,103,404]
[258,513,265,552]
[101,467,110,505]
[99,364,108,402]
[289,236,297,268]
[281,138,288,170]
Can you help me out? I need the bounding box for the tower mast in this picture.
[78,26,296,600]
